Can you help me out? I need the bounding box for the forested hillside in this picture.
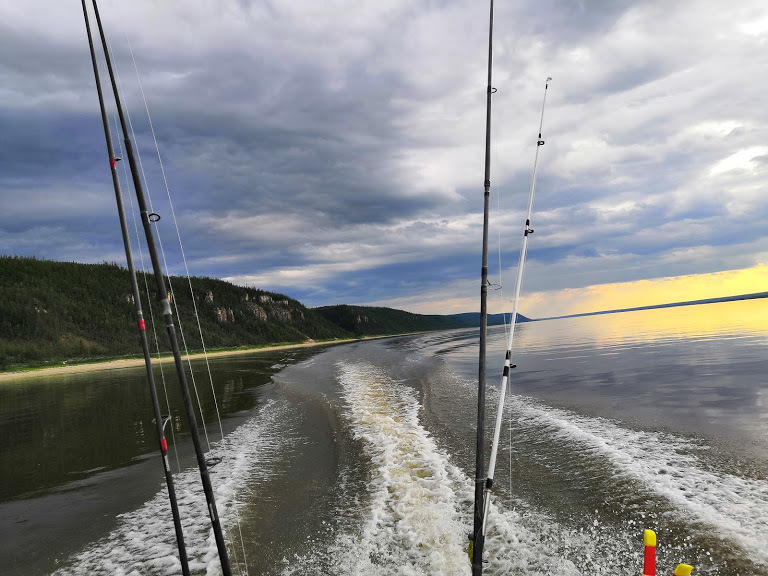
[0,257,525,371]
[0,256,351,370]
[313,304,512,336]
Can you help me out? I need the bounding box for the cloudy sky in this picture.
[2,0,767,317]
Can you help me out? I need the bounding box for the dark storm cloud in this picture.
[142,57,439,222]
[0,111,106,184]
[0,22,92,96]
[256,250,482,307]
[509,0,641,42]
[2,0,768,314]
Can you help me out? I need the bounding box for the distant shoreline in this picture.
[0,338,365,382]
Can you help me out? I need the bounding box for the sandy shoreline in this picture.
[0,338,361,382]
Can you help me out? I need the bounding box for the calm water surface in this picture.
[2,299,768,575]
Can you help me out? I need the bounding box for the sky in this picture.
[1,0,768,318]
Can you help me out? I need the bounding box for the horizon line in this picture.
[529,291,768,322]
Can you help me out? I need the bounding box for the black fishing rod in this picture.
[472,0,494,574]
[80,2,191,573]
[88,2,232,574]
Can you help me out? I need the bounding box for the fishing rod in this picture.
[471,0,495,573]
[88,2,233,574]
[80,2,190,573]
[481,77,552,535]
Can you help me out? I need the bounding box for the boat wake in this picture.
[322,356,768,575]
[50,356,768,575]
[52,400,292,576]
[332,359,469,574]
[279,360,588,576]
[505,395,768,568]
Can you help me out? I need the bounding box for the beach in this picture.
[0,338,360,382]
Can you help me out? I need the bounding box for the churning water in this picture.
[3,298,768,575]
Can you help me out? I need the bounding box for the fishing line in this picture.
[482,76,551,536]
[119,24,249,574]
[492,81,509,343]
[492,98,513,511]
[497,79,518,523]
[492,97,516,513]
[113,109,182,474]
[91,3,233,571]
[108,33,214,454]
[126,36,229,452]
[81,2,191,571]
[488,54,513,508]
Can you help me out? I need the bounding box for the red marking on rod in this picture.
[644,545,656,576]
[160,437,168,452]
[110,157,116,169]
[138,319,146,330]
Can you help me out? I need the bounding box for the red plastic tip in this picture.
[160,437,168,452]
[644,545,657,576]
[138,319,146,331]
[643,530,656,576]
[110,157,116,169]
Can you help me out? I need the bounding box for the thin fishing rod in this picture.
[80,2,190,573]
[89,2,232,574]
[472,0,494,574]
[481,77,551,534]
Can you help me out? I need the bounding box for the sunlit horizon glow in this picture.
[378,264,768,319]
[516,296,768,349]
[522,264,768,319]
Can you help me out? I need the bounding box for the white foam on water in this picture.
[481,499,592,576]
[52,400,290,576]
[507,395,768,567]
[334,359,470,574]
[285,360,589,576]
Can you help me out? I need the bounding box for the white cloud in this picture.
[709,147,768,177]
[740,16,768,37]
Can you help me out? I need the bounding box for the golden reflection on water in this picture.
[523,297,768,350]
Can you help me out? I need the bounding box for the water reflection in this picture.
[0,348,319,503]
[425,299,768,447]
[532,297,768,349]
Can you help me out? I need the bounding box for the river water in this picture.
[2,298,768,575]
